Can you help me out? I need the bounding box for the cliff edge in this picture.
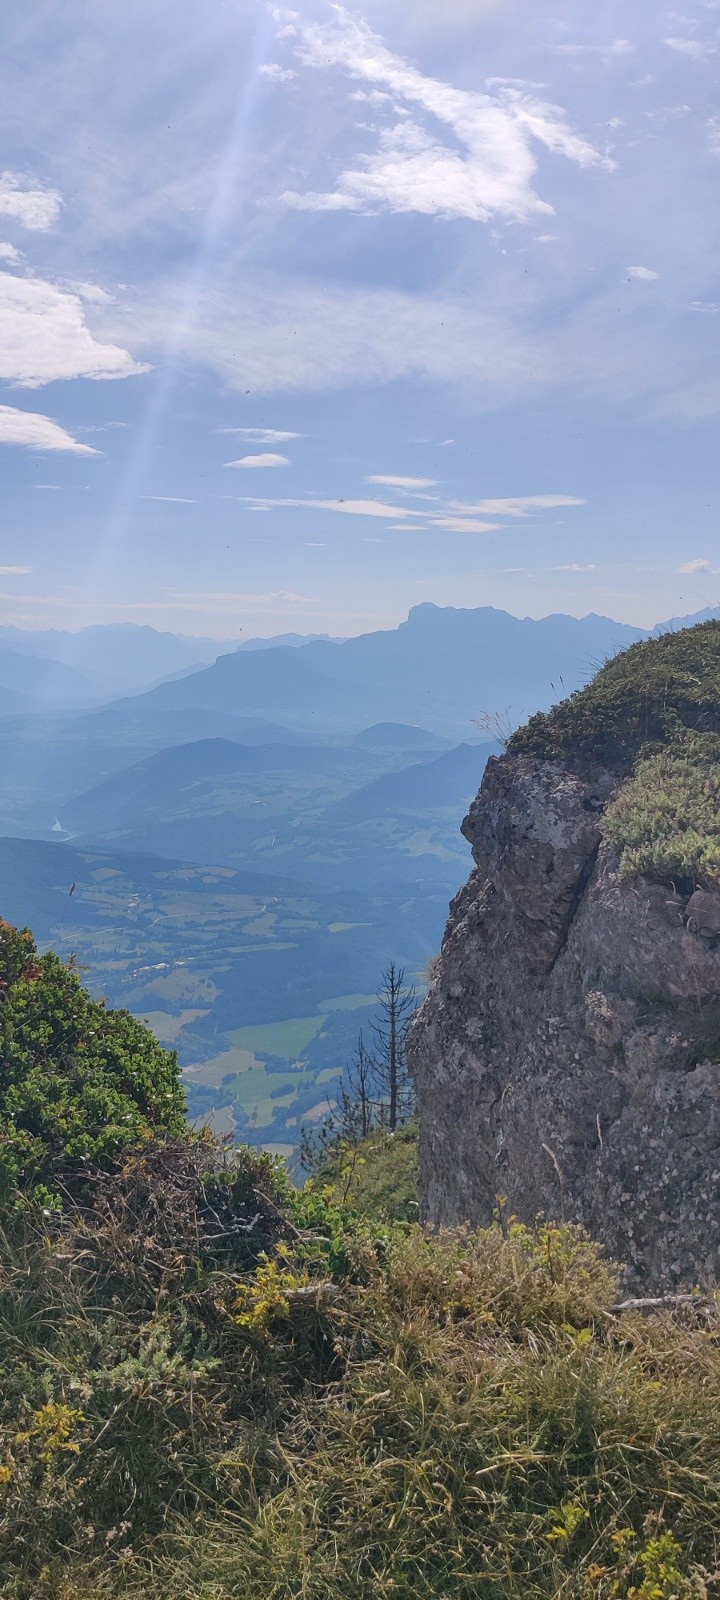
[409,622,720,1290]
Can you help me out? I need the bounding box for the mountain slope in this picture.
[80,605,648,740]
[0,644,115,711]
[0,623,239,693]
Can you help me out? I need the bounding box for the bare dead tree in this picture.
[372,962,416,1131]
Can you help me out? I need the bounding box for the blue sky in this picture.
[1,0,719,636]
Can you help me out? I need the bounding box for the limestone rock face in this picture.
[409,752,720,1291]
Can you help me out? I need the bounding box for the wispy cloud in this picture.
[447,494,585,516]
[239,487,581,536]
[551,39,634,58]
[219,427,301,442]
[226,452,291,468]
[0,404,98,454]
[0,565,33,576]
[142,495,198,504]
[665,37,717,58]
[260,62,297,82]
[627,264,659,280]
[367,473,438,489]
[0,270,145,386]
[554,562,596,571]
[678,557,720,573]
[0,171,62,231]
[432,516,502,533]
[280,7,611,223]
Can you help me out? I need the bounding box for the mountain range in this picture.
[1,600,717,1143]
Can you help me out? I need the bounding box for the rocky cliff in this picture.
[409,623,720,1291]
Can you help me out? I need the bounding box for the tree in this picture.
[371,962,416,1131]
[0,920,186,1204]
[340,1029,375,1141]
[299,966,417,1176]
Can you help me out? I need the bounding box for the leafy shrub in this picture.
[510,620,720,771]
[304,1120,420,1221]
[0,921,185,1203]
[602,733,720,888]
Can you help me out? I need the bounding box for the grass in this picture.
[510,620,720,772]
[318,992,377,1012]
[1,1137,720,1598]
[229,1015,326,1059]
[308,1120,420,1222]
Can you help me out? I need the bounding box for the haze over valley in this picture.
[1,600,716,1149]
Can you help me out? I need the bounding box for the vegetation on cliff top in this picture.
[510,621,720,772]
[2,926,720,1596]
[510,622,720,890]
[603,732,720,889]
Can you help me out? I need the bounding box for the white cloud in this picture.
[260,63,297,82]
[0,404,98,455]
[0,171,62,231]
[0,565,32,575]
[316,497,415,518]
[552,39,634,57]
[554,562,596,571]
[219,427,301,442]
[430,516,502,533]
[678,557,719,573]
[0,243,21,263]
[241,494,420,519]
[226,452,291,468]
[367,473,437,489]
[0,270,145,386]
[142,495,198,504]
[627,265,659,280]
[447,494,584,516]
[281,8,610,223]
[238,493,559,535]
[665,37,717,58]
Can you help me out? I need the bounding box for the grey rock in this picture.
[685,889,720,939]
[409,752,720,1292]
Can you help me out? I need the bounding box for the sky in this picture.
[0,0,719,637]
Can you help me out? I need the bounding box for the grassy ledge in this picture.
[509,620,720,773]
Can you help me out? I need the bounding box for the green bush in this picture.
[305,1120,420,1222]
[0,921,185,1203]
[510,620,720,771]
[603,734,720,888]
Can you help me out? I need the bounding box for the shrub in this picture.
[0,921,185,1203]
[602,734,720,888]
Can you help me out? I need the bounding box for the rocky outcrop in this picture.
[409,752,720,1291]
